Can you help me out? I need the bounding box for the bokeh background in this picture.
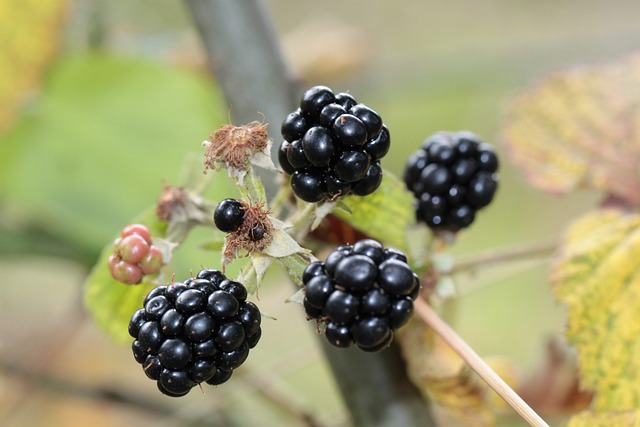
[1,0,639,426]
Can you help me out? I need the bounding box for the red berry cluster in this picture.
[109,224,164,285]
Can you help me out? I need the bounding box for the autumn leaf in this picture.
[502,53,640,206]
[398,317,520,427]
[566,410,640,427]
[552,209,640,410]
[0,0,66,133]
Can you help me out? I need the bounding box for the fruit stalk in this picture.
[414,298,550,427]
[450,238,558,274]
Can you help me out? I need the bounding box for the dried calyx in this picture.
[222,199,273,265]
[204,121,269,172]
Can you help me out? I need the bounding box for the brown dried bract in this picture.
[156,186,187,221]
[223,199,273,265]
[204,121,269,172]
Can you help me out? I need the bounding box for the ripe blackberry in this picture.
[278,85,391,202]
[128,269,262,396]
[301,239,420,352]
[404,131,499,232]
[214,199,245,232]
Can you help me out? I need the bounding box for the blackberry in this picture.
[301,239,420,352]
[404,131,499,231]
[214,199,245,233]
[128,269,261,396]
[278,85,391,202]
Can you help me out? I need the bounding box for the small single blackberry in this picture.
[214,199,245,232]
[404,131,499,232]
[128,269,262,396]
[301,239,420,352]
[278,85,391,202]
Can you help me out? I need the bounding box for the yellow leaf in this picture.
[0,0,66,134]
[398,317,521,427]
[566,410,640,427]
[552,209,640,410]
[502,53,640,205]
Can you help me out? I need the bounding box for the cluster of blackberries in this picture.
[109,224,163,285]
[278,85,390,203]
[129,269,261,397]
[404,131,499,231]
[302,239,419,352]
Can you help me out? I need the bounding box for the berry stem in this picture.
[269,176,294,218]
[449,238,558,274]
[290,202,318,241]
[413,298,550,427]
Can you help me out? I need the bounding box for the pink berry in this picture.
[108,254,119,269]
[111,260,143,285]
[121,224,152,245]
[139,245,164,275]
[118,234,150,264]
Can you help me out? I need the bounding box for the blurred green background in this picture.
[1,0,638,426]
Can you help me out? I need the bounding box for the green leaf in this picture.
[252,253,272,284]
[263,226,309,258]
[552,209,640,410]
[83,208,166,344]
[286,288,305,306]
[0,54,227,251]
[335,169,415,253]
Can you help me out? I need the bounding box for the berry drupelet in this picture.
[214,199,245,232]
[404,131,499,232]
[279,85,391,203]
[128,269,262,396]
[301,239,420,352]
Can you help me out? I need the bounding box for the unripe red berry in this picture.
[108,254,119,270]
[118,234,150,264]
[140,245,164,275]
[121,224,152,245]
[111,259,144,285]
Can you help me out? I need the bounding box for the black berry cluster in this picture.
[278,85,390,203]
[302,239,419,352]
[128,269,262,397]
[403,131,499,231]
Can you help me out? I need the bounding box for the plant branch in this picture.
[413,298,550,427]
[450,238,559,274]
[183,0,298,159]
[183,1,437,425]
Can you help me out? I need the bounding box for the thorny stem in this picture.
[290,202,317,241]
[268,175,293,218]
[414,298,550,427]
[450,238,559,274]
